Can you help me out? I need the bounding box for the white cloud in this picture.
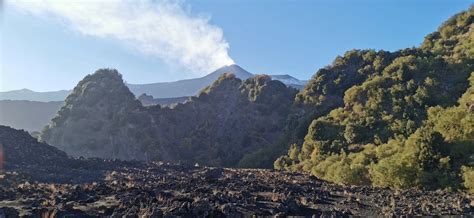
[8,0,235,75]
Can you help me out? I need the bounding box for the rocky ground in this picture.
[0,162,473,217]
[0,125,473,217]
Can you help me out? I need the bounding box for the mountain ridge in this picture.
[0,64,306,101]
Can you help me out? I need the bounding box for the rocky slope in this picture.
[1,160,473,216]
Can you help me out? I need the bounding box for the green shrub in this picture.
[462,166,474,193]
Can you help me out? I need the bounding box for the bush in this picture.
[462,166,474,193]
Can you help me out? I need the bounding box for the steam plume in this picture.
[9,0,235,74]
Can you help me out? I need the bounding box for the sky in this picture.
[0,0,472,92]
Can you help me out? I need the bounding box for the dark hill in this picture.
[0,125,69,169]
[0,125,144,184]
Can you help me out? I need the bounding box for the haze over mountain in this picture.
[0,100,63,132]
[0,89,71,102]
[0,64,306,102]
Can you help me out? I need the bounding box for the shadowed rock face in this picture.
[40,70,298,166]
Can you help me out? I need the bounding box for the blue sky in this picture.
[1,0,472,92]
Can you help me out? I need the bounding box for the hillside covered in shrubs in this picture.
[275,6,474,192]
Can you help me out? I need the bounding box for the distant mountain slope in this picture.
[40,69,298,166]
[0,89,70,102]
[127,64,253,98]
[0,100,63,132]
[128,66,307,98]
[1,65,305,102]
